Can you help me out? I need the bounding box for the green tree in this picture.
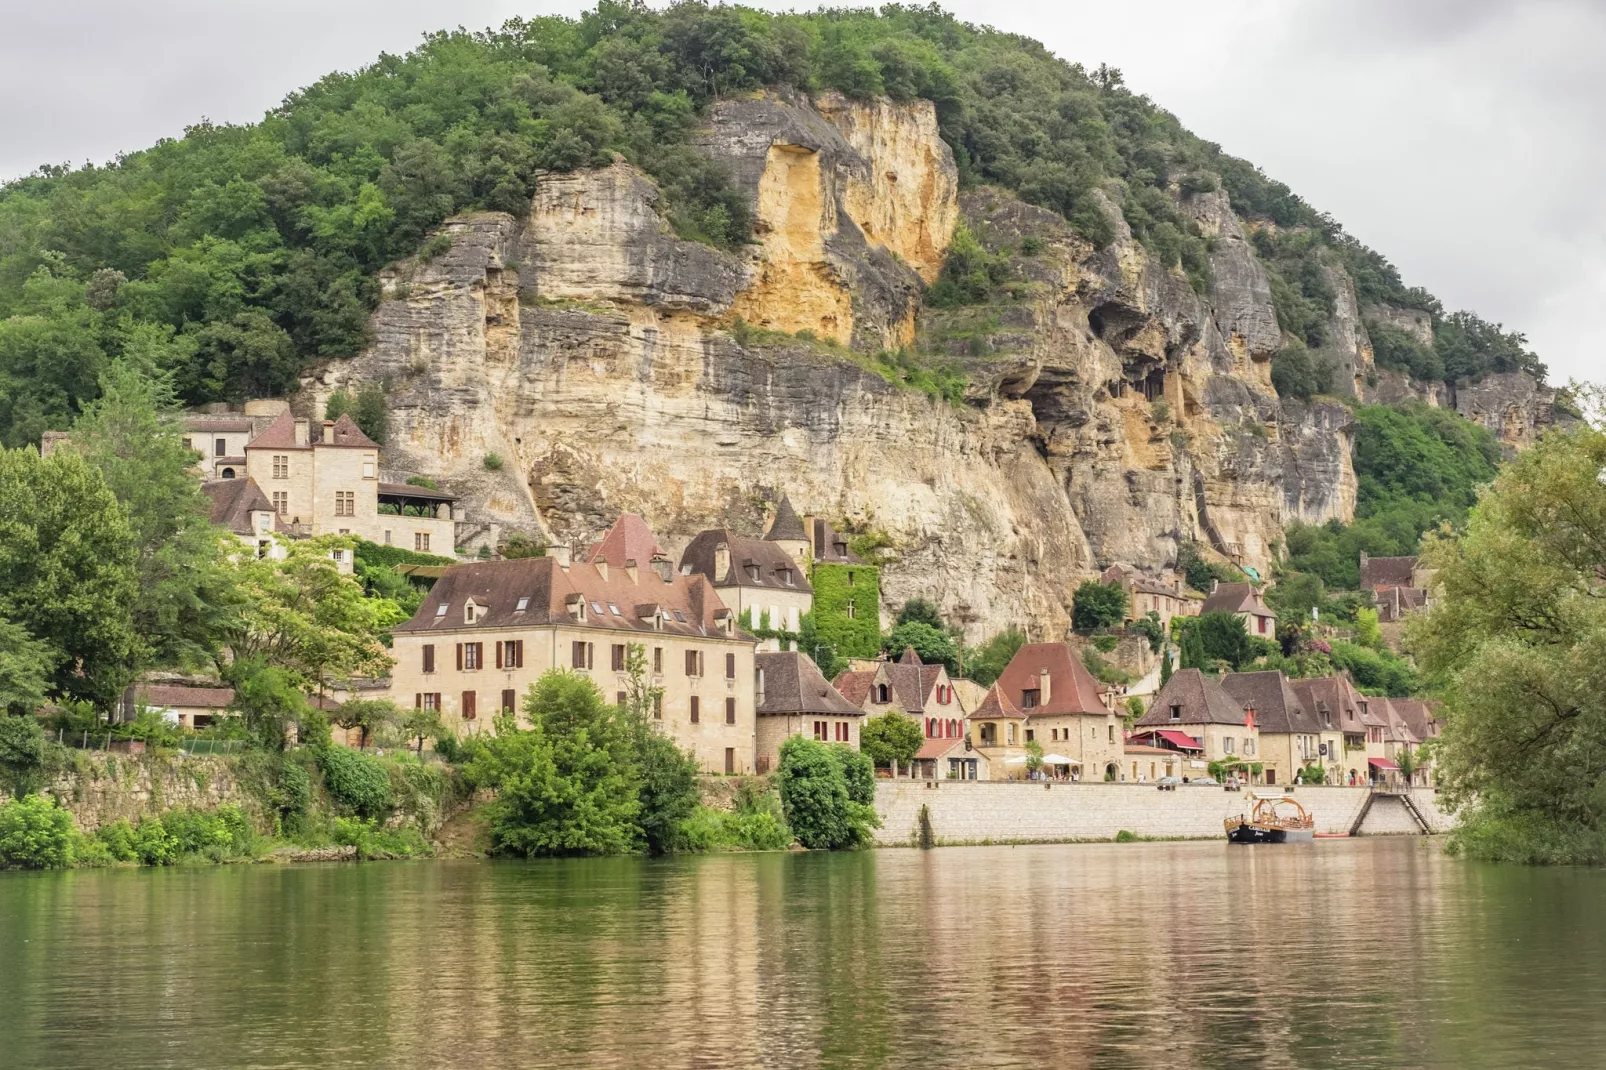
[883,620,958,671]
[1410,424,1606,863]
[895,598,945,629]
[1178,620,1208,672]
[0,714,51,798]
[325,382,389,444]
[0,445,139,707]
[0,619,53,716]
[964,626,1025,686]
[1194,611,1253,671]
[860,712,922,769]
[402,704,444,755]
[1159,647,1173,686]
[463,672,641,857]
[1024,738,1044,776]
[1072,580,1129,631]
[622,642,700,855]
[224,658,311,749]
[70,360,239,672]
[0,794,76,869]
[331,698,402,749]
[775,736,877,850]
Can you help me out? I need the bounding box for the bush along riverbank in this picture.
[0,668,880,870]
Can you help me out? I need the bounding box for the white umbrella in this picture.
[1004,755,1029,764]
[1041,754,1078,765]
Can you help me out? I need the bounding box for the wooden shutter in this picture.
[414,693,422,709]
[462,691,476,719]
[685,649,696,676]
[725,652,735,679]
[456,643,464,671]
[572,641,583,668]
[495,642,503,669]
[690,697,700,723]
[515,640,524,668]
[423,645,435,674]
[501,689,515,713]
[725,697,735,725]
[612,644,624,671]
[587,643,594,669]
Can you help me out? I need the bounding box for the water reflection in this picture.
[0,839,1602,1069]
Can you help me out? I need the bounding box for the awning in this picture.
[1041,754,1079,765]
[1368,757,1399,771]
[1156,730,1203,751]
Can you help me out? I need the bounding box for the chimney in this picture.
[547,545,571,568]
[294,419,310,446]
[623,558,638,582]
[651,559,673,583]
[1039,667,1051,704]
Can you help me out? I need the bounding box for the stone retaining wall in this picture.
[873,781,1450,846]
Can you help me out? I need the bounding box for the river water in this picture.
[0,837,1601,1069]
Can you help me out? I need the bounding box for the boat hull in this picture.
[1226,823,1314,845]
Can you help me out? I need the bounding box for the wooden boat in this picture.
[1225,793,1315,844]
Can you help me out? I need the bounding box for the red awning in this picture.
[1368,757,1399,770]
[1156,730,1203,751]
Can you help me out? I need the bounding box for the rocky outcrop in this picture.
[1454,371,1567,454]
[304,90,1542,640]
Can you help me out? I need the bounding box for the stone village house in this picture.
[834,648,969,760]
[1101,563,1202,630]
[1220,670,1325,787]
[678,500,814,645]
[753,650,864,773]
[1134,668,1260,779]
[387,544,758,776]
[1200,581,1277,639]
[976,643,1124,780]
[1359,552,1435,623]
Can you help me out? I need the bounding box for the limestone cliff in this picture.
[304,90,1541,641]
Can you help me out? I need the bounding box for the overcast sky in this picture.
[2,1,1600,384]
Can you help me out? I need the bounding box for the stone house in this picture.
[1367,696,1423,787]
[679,518,813,645]
[1220,670,1325,786]
[180,413,260,480]
[987,642,1123,780]
[1390,698,1439,786]
[753,650,863,774]
[1101,563,1202,629]
[125,682,234,729]
[1289,675,1371,785]
[388,529,757,776]
[911,734,987,781]
[1359,553,1435,622]
[1123,744,1183,783]
[1200,581,1277,639]
[201,477,289,563]
[1135,668,1260,776]
[244,411,460,556]
[833,648,966,744]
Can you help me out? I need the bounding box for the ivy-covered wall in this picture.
[810,563,881,659]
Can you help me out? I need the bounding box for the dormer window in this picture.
[515,596,530,612]
[748,565,760,582]
[435,603,449,618]
[464,600,480,625]
[1169,704,1181,721]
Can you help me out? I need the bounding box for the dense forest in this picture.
[0,2,1544,447]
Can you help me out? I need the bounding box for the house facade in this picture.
[986,643,1123,779]
[679,524,813,643]
[1220,670,1324,786]
[1359,552,1435,623]
[389,541,758,776]
[1101,563,1202,629]
[1200,581,1277,639]
[1289,674,1373,785]
[754,650,863,773]
[833,648,966,743]
[1135,668,1260,777]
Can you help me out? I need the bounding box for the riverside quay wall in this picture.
[872,781,1450,847]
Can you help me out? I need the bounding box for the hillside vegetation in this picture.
[0,3,1543,447]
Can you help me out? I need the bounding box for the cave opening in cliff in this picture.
[1141,368,1165,402]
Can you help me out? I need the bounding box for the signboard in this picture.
[1319,743,1329,756]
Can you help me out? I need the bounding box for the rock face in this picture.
[305,90,1538,641]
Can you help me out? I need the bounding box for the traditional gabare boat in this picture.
[1224,794,1315,844]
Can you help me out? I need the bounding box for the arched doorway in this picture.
[1105,762,1118,782]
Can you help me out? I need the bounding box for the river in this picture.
[0,837,1601,1069]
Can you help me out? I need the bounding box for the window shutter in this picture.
[456,643,464,671]
[685,649,695,676]
[725,697,735,725]
[501,689,515,713]
[414,693,422,709]
[495,642,503,669]
[690,696,700,723]
[587,643,594,669]
[462,691,476,720]
[423,645,434,674]
[515,640,524,668]
[726,653,735,679]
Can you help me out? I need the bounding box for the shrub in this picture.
[1271,346,1336,400]
[482,453,503,472]
[860,712,923,769]
[130,818,178,866]
[332,817,430,860]
[0,794,76,869]
[775,736,878,850]
[0,715,50,797]
[316,746,394,819]
[1091,633,1120,653]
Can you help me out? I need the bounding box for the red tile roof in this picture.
[971,683,1025,720]
[584,513,667,566]
[1360,555,1417,589]
[1201,582,1273,618]
[756,651,861,716]
[995,643,1106,716]
[245,410,306,451]
[914,735,968,761]
[832,670,876,707]
[319,413,380,449]
[1221,671,1319,734]
[201,477,285,536]
[136,685,234,709]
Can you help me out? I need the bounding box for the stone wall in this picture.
[27,753,254,833]
[873,780,1449,846]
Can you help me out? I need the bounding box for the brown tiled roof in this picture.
[811,518,861,564]
[136,685,234,709]
[1371,696,1420,744]
[181,414,255,432]
[756,651,861,716]
[246,410,307,451]
[393,556,740,639]
[914,735,968,761]
[1135,668,1249,727]
[584,513,667,566]
[1289,676,1367,735]
[679,530,812,594]
[1220,671,1318,734]
[1391,698,1440,740]
[1201,582,1272,617]
[201,477,285,536]
[319,413,380,449]
[832,669,876,707]
[378,482,458,502]
[764,496,808,543]
[1360,555,1417,589]
[995,643,1106,716]
[971,683,1025,720]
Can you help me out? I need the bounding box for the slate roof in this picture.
[201,477,285,536]
[318,413,381,449]
[1201,582,1273,618]
[832,670,876,707]
[1391,698,1440,741]
[1289,675,1369,735]
[181,415,255,433]
[1135,668,1250,727]
[1360,555,1417,590]
[971,683,1026,720]
[393,556,739,638]
[245,410,306,451]
[1220,671,1318,734]
[679,530,813,593]
[584,513,667,566]
[811,518,861,564]
[995,643,1107,716]
[765,496,808,543]
[756,651,862,717]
